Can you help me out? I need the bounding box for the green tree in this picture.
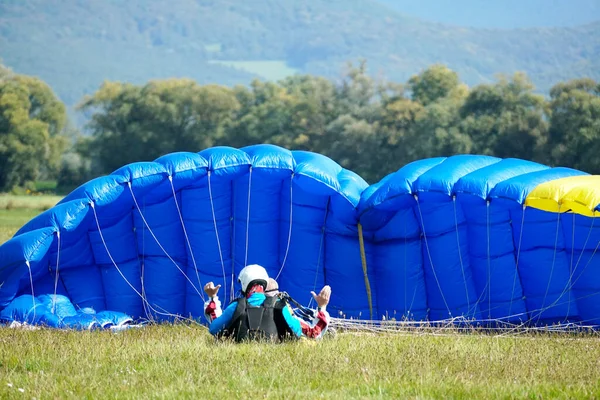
[547,78,600,172]
[224,75,340,153]
[0,63,12,79]
[0,73,68,191]
[80,79,240,173]
[459,73,547,160]
[408,65,460,106]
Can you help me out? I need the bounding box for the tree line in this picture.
[1,61,599,192]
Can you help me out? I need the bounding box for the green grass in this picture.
[0,195,62,244]
[0,326,599,398]
[0,194,62,211]
[0,209,42,243]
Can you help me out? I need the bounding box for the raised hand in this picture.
[310,285,331,308]
[204,282,221,298]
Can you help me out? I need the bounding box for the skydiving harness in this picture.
[222,295,295,342]
[277,291,317,322]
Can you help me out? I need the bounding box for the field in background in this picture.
[0,195,63,243]
[1,197,600,398]
[1,325,600,398]
[208,60,299,81]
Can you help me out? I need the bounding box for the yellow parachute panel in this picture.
[525,175,600,217]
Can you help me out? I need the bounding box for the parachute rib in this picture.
[244,166,252,268]
[51,231,61,314]
[276,172,294,281]
[453,196,470,313]
[508,205,527,319]
[168,175,205,302]
[127,182,204,301]
[207,170,227,303]
[415,195,452,318]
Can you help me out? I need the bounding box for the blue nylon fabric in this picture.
[0,294,132,329]
[2,148,600,328]
[358,156,595,324]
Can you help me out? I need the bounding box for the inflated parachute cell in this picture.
[1,146,600,329]
[0,145,369,328]
[358,156,600,325]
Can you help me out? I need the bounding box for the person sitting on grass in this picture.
[203,264,330,342]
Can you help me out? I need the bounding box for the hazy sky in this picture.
[377,0,600,28]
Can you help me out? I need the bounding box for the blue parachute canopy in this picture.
[1,145,600,329]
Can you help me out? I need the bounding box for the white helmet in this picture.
[238,264,269,293]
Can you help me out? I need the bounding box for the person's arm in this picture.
[204,295,222,322]
[206,300,237,336]
[203,281,236,336]
[281,285,332,339]
[282,303,330,339]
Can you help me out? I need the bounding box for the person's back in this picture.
[204,265,331,342]
[220,293,289,342]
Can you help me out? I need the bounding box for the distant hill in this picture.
[376,0,600,28]
[1,0,599,117]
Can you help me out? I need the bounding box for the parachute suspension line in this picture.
[570,212,576,277]
[415,195,453,318]
[139,196,153,322]
[404,218,408,317]
[357,222,374,320]
[145,301,204,327]
[51,230,61,314]
[207,170,227,303]
[168,176,205,302]
[276,172,294,281]
[568,212,576,317]
[452,195,470,312]
[90,201,144,301]
[407,229,419,319]
[566,216,596,293]
[127,182,204,300]
[572,217,595,276]
[535,211,562,323]
[405,211,419,318]
[467,201,495,319]
[538,216,597,318]
[570,239,600,289]
[230,179,236,303]
[502,238,600,330]
[26,260,36,323]
[308,197,330,308]
[90,200,194,324]
[245,166,253,268]
[508,205,526,318]
[487,200,491,319]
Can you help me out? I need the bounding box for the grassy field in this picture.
[1,326,600,398]
[208,60,299,81]
[0,195,62,244]
[1,196,600,398]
